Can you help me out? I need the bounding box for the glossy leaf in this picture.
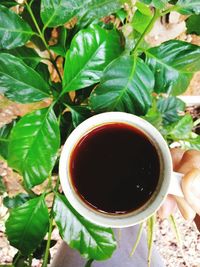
[1,46,41,69]
[157,96,185,124]
[90,55,154,115]
[41,0,125,28]
[143,100,162,129]
[12,252,29,267]
[0,53,50,103]
[3,193,31,209]
[41,0,81,27]
[132,10,152,34]
[176,0,200,15]
[8,107,60,188]
[138,0,168,8]
[167,114,193,140]
[68,105,91,127]
[77,0,125,28]
[152,0,168,9]
[35,62,50,83]
[0,0,18,7]
[6,196,49,256]
[116,8,127,23]
[139,0,152,4]
[53,193,117,260]
[186,15,200,35]
[63,25,123,93]
[136,2,152,16]
[0,5,33,49]
[180,136,200,150]
[146,40,200,95]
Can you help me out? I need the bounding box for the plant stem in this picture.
[25,1,62,81]
[42,177,60,267]
[160,5,179,16]
[28,254,33,267]
[194,118,200,127]
[13,252,21,265]
[132,9,160,54]
[130,222,144,257]
[84,259,94,267]
[42,215,54,267]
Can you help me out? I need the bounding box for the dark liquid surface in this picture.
[70,123,160,214]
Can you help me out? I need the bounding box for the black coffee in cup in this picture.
[69,123,160,214]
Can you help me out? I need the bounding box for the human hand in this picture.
[158,148,200,231]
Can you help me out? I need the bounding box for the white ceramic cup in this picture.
[59,112,183,228]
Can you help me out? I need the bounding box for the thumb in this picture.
[181,168,200,216]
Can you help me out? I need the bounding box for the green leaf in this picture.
[186,15,200,35]
[116,8,127,23]
[167,114,193,140]
[139,0,152,4]
[138,0,169,8]
[35,62,50,83]
[152,0,168,9]
[6,196,49,256]
[90,55,154,115]
[146,40,200,95]
[63,25,123,93]
[157,96,185,124]
[8,107,60,188]
[0,0,18,8]
[1,46,41,69]
[3,193,31,209]
[136,1,152,16]
[176,0,200,15]
[77,0,125,28]
[68,105,91,128]
[12,252,29,267]
[132,10,152,34]
[0,53,50,103]
[142,100,162,129]
[0,5,33,49]
[180,135,200,150]
[0,176,6,194]
[40,0,81,27]
[53,193,117,260]
[41,0,125,28]
[0,121,15,159]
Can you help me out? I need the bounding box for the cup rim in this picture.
[59,112,173,228]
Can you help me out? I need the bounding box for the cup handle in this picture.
[168,172,184,198]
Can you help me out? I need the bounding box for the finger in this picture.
[174,196,196,220]
[177,150,200,174]
[170,148,185,171]
[157,195,177,219]
[181,169,200,215]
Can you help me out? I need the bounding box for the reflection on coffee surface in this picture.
[70,123,160,214]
